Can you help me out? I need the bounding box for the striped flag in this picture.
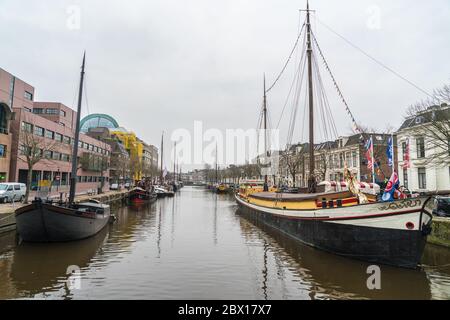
[364,137,374,170]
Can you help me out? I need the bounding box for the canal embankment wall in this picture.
[0,189,130,234]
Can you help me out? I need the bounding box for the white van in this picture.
[0,183,27,203]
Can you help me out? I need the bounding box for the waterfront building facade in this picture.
[0,68,35,182]
[396,104,450,192]
[9,105,111,193]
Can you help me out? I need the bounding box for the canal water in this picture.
[1,186,450,300]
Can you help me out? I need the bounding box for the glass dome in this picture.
[80,113,119,133]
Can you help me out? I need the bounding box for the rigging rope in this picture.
[311,30,362,134]
[266,23,306,93]
[315,17,433,99]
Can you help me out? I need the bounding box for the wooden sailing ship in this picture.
[15,54,111,242]
[235,2,434,268]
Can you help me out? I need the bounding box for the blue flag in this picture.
[386,136,393,167]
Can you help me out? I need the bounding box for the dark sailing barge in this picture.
[15,53,111,242]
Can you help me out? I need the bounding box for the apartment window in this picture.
[61,154,70,162]
[34,126,44,137]
[33,108,44,114]
[24,91,33,100]
[345,152,351,167]
[55,133,63,142]
[45,130,54,139]
[21,122,33,133]
[352,151,357,168]
[418,167,426,189]
[44,150,52,159]
[339,153,344,168]
[89,144,94,151]
[63,136,71,144]
[78,141,83,148]
[60,110,66,117]
[45,108,58,115]
[403,168,408,189]
[0,144,6,157]
[416,137,425,158]
[402,141,407,160]
[52,152,61,161]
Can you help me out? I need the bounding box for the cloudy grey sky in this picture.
[1,0,449,170]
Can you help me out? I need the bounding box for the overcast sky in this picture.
[1,0,449,170]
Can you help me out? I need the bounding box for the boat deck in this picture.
[250,191,353,202]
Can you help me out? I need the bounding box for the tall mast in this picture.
[263,75,269,191]
[69,52,86,204]
[306,1,316,193]
[173,141,176,183]
[160,131,164,184]
[215,144,218,184]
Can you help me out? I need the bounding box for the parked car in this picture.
[433,196,450,217]
[110,183,119,190]
[0,183,27,203]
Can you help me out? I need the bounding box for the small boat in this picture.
[129,187,157,204]
[15,53,111,243]
[216,183,228,193]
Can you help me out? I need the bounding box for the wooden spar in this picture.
[69,52,85,204]
[160,132,164,184]
[263,75,268,191]
[306,0,316,193]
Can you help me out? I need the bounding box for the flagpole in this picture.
[391,133,395,175]
[371,135,375,184]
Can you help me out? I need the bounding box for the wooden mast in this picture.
[306,0,316,193]
[69,52,85,204]
[160,132,164,184]
[263,75,269,191]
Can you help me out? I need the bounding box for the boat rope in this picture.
[311,30,362,134]
[266,23,306,94]
[315,17,433,99]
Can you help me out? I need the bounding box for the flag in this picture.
[402,138,410,169]
[386,136,394,167]
[364,137,374,170]
[382,171,399,202]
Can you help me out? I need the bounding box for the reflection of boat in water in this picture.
[237,210,432,299]
[10,227,108,296]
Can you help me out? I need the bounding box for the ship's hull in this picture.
[235,194,433,269]
[129,191,157,204]
[15,202,111,242]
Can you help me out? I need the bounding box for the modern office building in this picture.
[0,68,35,182]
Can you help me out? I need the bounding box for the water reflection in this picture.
[0,187,449,299]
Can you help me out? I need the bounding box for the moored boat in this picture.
[15,53,112,243]
[129,187,157,204]
[236,189,434,268]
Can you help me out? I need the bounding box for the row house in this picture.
[267,133,396,187]
[396,104,449,193]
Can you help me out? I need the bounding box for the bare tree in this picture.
[405,83,450,164]
[19,129,59,203]
[280,149,303,187]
